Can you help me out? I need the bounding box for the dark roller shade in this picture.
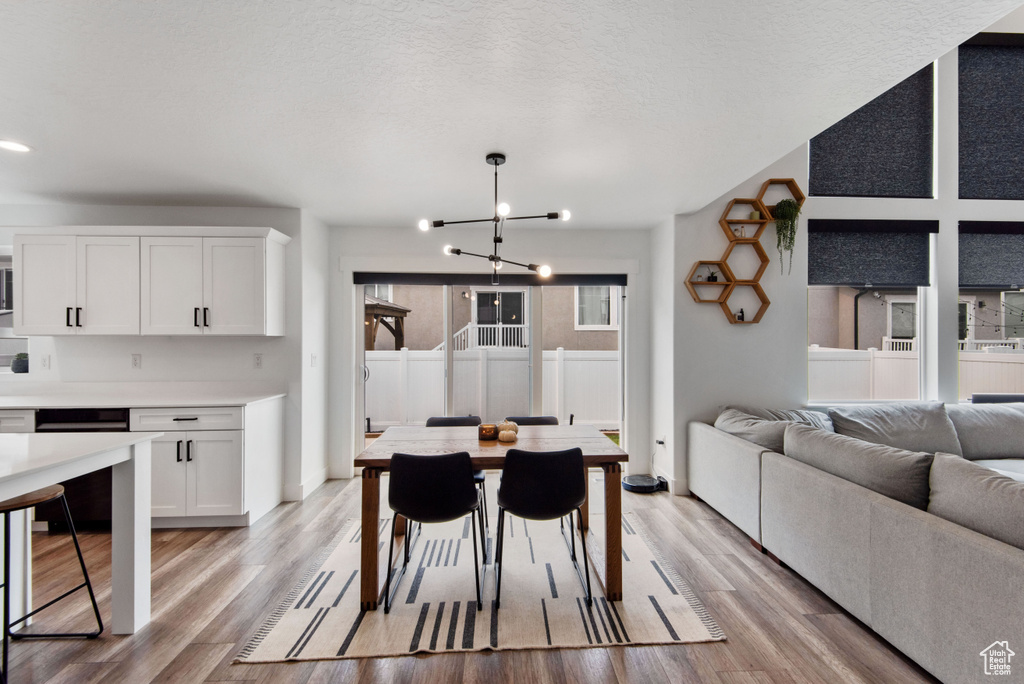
[959,222,1024,288]
[808,220,935,287]
[809,65,933,199]
[960,40,1024,199]
[354,272,628,286]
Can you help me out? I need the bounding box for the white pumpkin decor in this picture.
[498,420,519,434]
[498,429,517,442]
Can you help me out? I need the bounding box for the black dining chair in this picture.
[494,447,592,609]
[504,416,559,426]
[425,416,489,553]
[385,452,483,613]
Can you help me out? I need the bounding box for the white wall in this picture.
[327,224,652,480]
[649,217,676,484]
[672,146,811,494]
[299,212,329,498]
[0,204,315,501]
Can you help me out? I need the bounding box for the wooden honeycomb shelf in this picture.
[688,178,804,324]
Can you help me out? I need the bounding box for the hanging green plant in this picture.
[772,198,801,275]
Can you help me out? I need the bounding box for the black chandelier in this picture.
[418,152,569,283]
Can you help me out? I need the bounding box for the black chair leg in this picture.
[470,512,481,610]
[577,508,592,606]
[495,508,505,610]
[2,512,10,684]
[384,513,398,614]
[477,493,488,565]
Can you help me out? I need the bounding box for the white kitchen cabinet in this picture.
[141,236,284,336]
[0,410,34,433]
[13,235,140,336]
[148,429,244,518]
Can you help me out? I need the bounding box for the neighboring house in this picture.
[809,286,1017,350]
[366,284,619,352]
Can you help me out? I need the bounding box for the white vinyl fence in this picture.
[364,347,620,430]
[809,346,1024,401]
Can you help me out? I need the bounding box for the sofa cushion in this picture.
[974,459,1024,483]
[784,423,934,509]
[714,408,831,453]
[945,403,1024,460]
[729,406,834,432]
[928,453,1024,551]
[827,402,963,457]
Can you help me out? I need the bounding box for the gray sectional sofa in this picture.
[688,402,1024,684]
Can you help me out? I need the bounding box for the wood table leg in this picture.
[579,467,590,531]
[360,468,382,611]
[111,443,152,633]
[394,514,406,536]
[603,462,622,601]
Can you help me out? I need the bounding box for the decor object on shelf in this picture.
[772,198,802,275]
[419,153,564,284]
[685,178,803,324]
[10,353,27,373]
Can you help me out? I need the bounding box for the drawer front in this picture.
[130,406,244,432]
[0,410,35,433]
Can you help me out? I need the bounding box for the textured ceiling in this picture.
[0,1,1022,230]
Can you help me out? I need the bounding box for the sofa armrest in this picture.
[687,421,769,543]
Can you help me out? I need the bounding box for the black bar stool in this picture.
[0,484,103,683]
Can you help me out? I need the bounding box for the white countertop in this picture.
[0,382,286,409]
[0,432,162,481]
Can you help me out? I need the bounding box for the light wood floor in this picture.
[14,477,937,683]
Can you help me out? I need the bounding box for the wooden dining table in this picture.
[354,424,629,611]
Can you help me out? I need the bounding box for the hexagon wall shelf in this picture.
[686,178,804,324]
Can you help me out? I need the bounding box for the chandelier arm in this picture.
[506,213,561,221]
[495,257,536,271]
[437,217,496,226]
[451,249,491,260]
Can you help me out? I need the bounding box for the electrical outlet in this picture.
[254,353,263,369]
[310,353,317,368]
[131,354,142,369]
[41,354,51,370]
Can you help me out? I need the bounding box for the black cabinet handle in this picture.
[66,307,73,327]
[194,307,200,327]
[176,440,183,463]
[75,307,82,327]
[186,440,193,462]
[172,417,198,422]
[203,307,209,327]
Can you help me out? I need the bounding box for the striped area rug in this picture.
[235,512,725,662]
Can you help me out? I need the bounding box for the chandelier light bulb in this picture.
[418,219,430,232]
[561,210,571,221]
[443,245,454,256]
[0,139,31,153]
[493,260,503,270]
[538,264,552,277]
[497,202,510,217]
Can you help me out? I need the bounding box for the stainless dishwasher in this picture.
[33,407,130,531]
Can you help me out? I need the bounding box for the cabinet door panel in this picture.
[187,431,244,516]
[13,235,77,335]
[203,238,265,335]
[77,236,140,334]
[141,237,204,335]
[152,435,188,517]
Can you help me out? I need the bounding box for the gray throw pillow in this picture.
[729,406,834,432]
[945,403,1024,460]
[928,453,1024,551]
[784,423,934,509]
[714,408,788,452]
[827,402,963,457]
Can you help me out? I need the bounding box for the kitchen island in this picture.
[0,431,160,634]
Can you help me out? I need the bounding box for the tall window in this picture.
[575,286,618,330]
[887,297,917,340]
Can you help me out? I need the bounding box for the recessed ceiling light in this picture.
[0,140,32,153]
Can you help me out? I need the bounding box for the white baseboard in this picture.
[152,513,250,528]
[651,462,685,496]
